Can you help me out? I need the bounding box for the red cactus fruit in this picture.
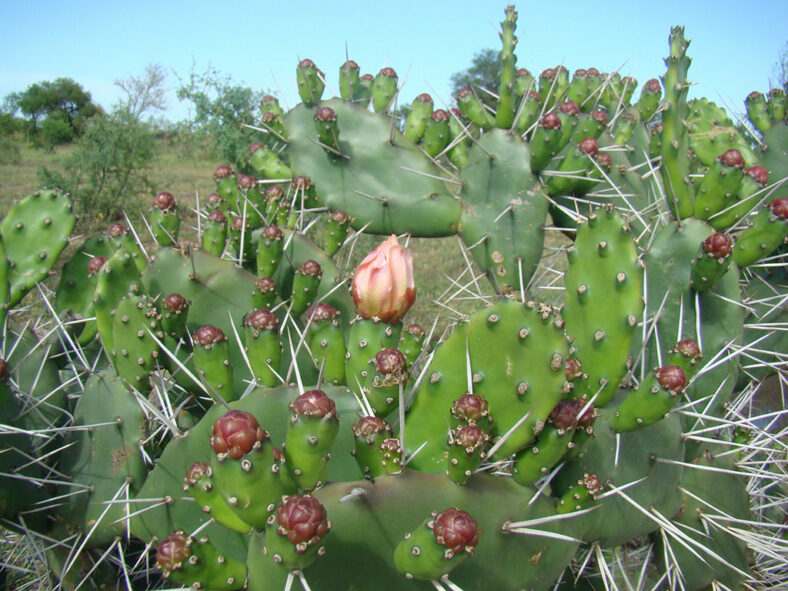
[342,60,359,71]
[330,210,349,224]
[451,393,489,423]
[156,530,191,574]
[744,166,768,186]
[718,149,745,169]
[769,198,788,220]
[163,293,188,314]
[674,339,701,360]
[430,109,449,122]
[374,348,408,376]
[452,424,489,451]
[656,365,687,393]
[432,508,480,556]
[266,185,284,199]
[293,176,314,191]
[305,302,340,323]
[591,110,608,125]
[644,78,661,93]
[255,277,276,294]
[352,416,391,438]
[290,389,337,419]
[406,322,424,337]
[193,325,227,347]
[210,410,268,460]
[262,225,284,241]
[184,461,210,487]
[541,113,562,130]
[274,495,331,548]
[245,309,279,331]
[107,223,128,238]
[153,192,176,210]
[559,100,579,116]
[595,152,613,168]
[379,67,397,79]
[702,233,733,258]
[578,138,599,156]
[565,358,583,381]
[213,165,233,180]
[415,93,433,105]
[87,256,107,276]
[237,174,256,189]
[315,107,337,122]
[207,209,226,223]
[299,260,322,277]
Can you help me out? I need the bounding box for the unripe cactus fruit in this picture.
[210,409,268,460]
[394,507,480,580]
[155,529,190,575]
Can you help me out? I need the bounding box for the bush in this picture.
[41,111,75,148]
[176,66,266,169]
[0,137,21,164]
[38,110,156,224]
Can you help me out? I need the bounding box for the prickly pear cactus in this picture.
[0,5,786,591]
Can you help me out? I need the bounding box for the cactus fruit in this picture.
[1,7,787,591]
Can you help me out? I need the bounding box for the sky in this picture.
[1,0,785,123]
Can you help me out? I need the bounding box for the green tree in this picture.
[176,66,266,169]
[12,78,99,142]
[449,48,501,108]
[38,109,156,223]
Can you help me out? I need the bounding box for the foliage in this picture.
[176,65,266,169]
[8,78,100,143]
[450,48,501,108]
[0,138,21,164]
[38,110,156,223]
[115,63,168,120]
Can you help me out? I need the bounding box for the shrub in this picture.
[38,110,156,224]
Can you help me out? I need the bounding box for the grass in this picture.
[0,137,569,335]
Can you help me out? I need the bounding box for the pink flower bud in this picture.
[350,235,415,324]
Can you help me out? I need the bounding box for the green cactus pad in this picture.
[0,189,75,307]
[563,208,644,407]
[636,220,744,428]
[54,235,115,345]
[653,450,751,590]
[94,248,144,359]
[553,399,684,546]
[308,471,580,591]
[286,98,461,237]
[457,129,548,295]
[130,385,363,547]
[406,299,570,470]
[110,292,162,392]
[53,369,147,546]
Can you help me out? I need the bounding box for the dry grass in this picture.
[0,138,570,333]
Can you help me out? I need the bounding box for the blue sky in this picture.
[1,0,785,122]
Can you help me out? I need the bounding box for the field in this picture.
[0,138,569,333]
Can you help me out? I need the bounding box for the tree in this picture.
[176,65,266,168]
[115,64,167,119]
[12,78,99,142]
[449,48,501,107]
[39,109,156,223]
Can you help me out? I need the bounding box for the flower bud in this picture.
[351,235,415,324]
